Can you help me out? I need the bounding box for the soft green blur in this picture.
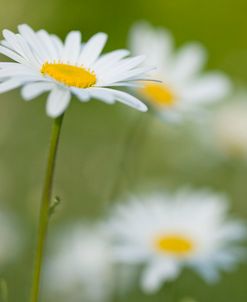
[0,0,247,301]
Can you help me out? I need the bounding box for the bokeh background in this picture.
[0,0,247,301]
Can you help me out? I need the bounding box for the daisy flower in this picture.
[0,24,151,117]
[108,190,246,293]
[45,224,114,302]
[213,96,247,158]
[129,22,231,121]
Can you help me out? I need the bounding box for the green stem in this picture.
[30,114,64,302]
[106,113,143,202]
[106,112,150,203]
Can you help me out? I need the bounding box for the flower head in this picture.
[129,22,231,122]
[45,224,114,302]
[108,190,246,293]
[0,25,151,117]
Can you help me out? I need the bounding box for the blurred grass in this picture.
[0,0,247,301]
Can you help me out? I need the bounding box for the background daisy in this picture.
[212,96,247,159]
[45,223,114,302]
[108,190,246,293]
[0,24,152,117]
[129,22,231,121]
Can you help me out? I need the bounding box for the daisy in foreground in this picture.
[129,22,231,121]
[0,24,151,117]
[108,190,246,293]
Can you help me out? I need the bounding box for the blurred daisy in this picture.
[0,25,151,117]
[108,190,246,293]
[0,211,20,265]
[45,224,114,302]
[129,22,231,121]
[213,98,247,158]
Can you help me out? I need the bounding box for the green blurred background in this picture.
[0,0,247,301]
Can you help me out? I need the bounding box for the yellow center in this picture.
[141,83,176,107]
[154,234,194,256]
[41,62,97,88]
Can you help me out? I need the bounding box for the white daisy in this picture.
[108,190,246,293]
[213,97,247,158]
[45,224,114,302]
[129,22,231,121]
[0,24,151,118]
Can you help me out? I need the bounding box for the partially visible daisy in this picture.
[0,211,21,265]
[45,224,114,302]
[0,24,152,117]
[213,97,247,158]
[129,22,231,121]
[108,190,246,293]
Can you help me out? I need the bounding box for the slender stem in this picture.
[106,112,151,203]
[106,113,144,203]
[30,114,64,302]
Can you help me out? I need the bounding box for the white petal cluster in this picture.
[45,224,114,302]
[0,25,151,117]
[108,190,246,293]
[129,22,231,121]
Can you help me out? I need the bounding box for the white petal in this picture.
[183,73,231,103]
[105,81,142,88]
[103,66,154,85]
[0,66,37,78]
[2,30,41,67]
[0,45,29,65]
[16,33,42,66]
[97,88,147,111]
[141,259,179,293]
[2,30,26,57]
[113,246,150,263]
[78,32,107,67]
[11,75,44,82]
[193,262,220,283]
[171,43,207,82]
[1,40,10,48]
[71,87,90,102]
[62,31,81,63]
[51,35,64,57]
[37,30,59,60]
[18,24,48,61]
[129,22,173,71]
[21,82,54,101]
[102,55,145,80]
[93,49,130,72]
[46,87,71,117]
[0,62,23,68]
[0,79,22,93]
[87,87,115,104]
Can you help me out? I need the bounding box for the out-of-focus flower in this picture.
[0,25,152,118]
[108,190,246,293]
[129,22,231,122]
[45,224,114,302]
[0,211,20,265]
[213,99,247,158]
